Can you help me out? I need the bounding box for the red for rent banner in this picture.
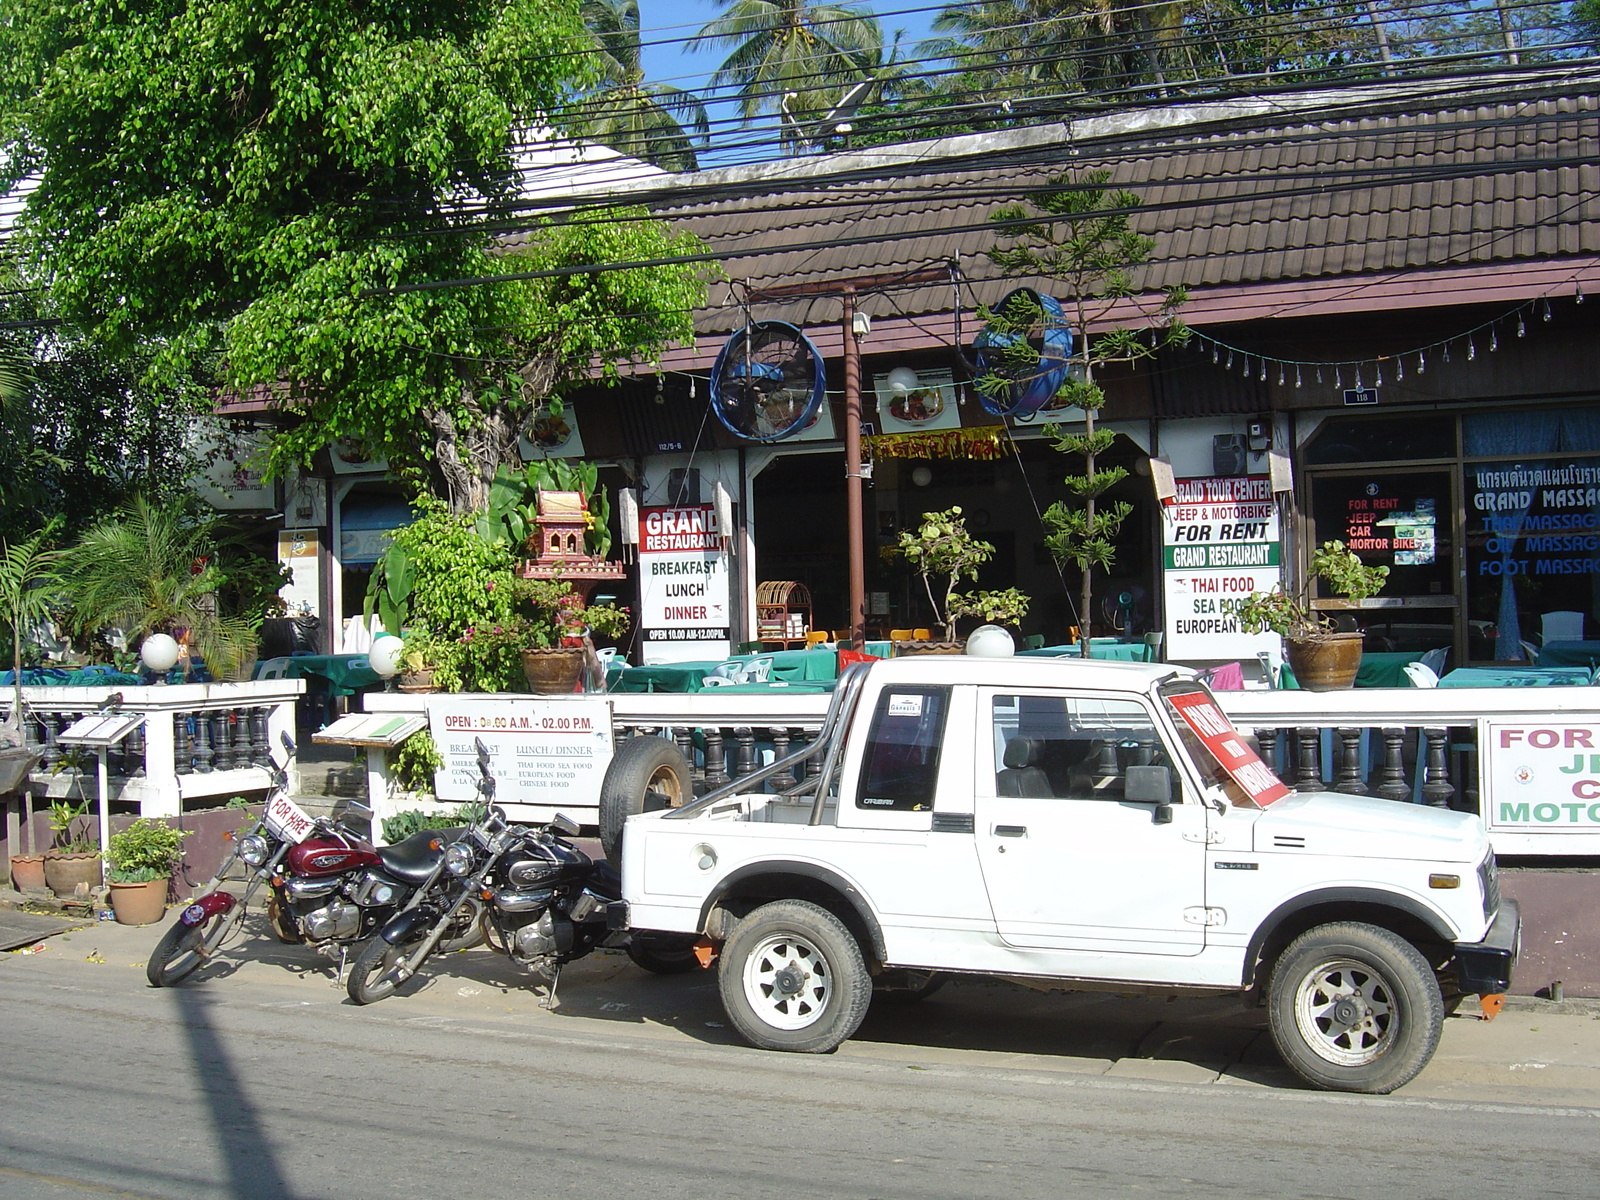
[1168,691,1290,808]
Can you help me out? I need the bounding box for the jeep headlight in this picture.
[444,842,475,876]
[237,834,270,867]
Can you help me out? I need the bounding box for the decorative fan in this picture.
[709,321,826,442]
[972,287,1075,418]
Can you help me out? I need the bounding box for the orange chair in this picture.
[805,630,830,647]
[888,628,915,642]
[912,628,932,641]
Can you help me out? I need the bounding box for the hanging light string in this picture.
[1188,276,1585,391]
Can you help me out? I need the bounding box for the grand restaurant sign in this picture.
[638,504,731,664]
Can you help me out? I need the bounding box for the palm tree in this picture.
[690,0,883,145]
[64,495,263,682]
[570,0,711,171]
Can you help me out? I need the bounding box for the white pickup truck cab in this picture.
[619,655,1519,1093]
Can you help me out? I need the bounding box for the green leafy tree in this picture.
[690,0,884,144]
[983,170,1187,656]
[894,506,1029,641]
[1,0,705,515]
[571,0,711,170]
[0,530,64,735]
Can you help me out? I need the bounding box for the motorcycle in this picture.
[146,733,477,987]
[346,740,698,1005]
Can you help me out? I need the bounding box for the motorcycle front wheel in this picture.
[146,910,234,987]
[347,934,427,1005]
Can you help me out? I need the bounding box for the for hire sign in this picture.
[639,505,731,664]
[1162,476,1283,660]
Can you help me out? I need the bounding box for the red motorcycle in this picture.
[146,734,475,986]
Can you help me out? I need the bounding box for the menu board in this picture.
[428,697,614,815]
[1162,476,1282,659]
[638,504,732,664]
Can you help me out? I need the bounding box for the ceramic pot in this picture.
[521,647,586,694]
[44,851,102,899]
[397,669,438,694]
[1285,632,1365,691]
[891,639,966,656]
[10,852,46,891]
[108,877,170,926]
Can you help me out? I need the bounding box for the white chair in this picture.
[1403,662,1439,688]
[700,676,735,687]
[742,657,773,684]
[1542,611,1585,643]
[253,656,295,680]
[1419,646,1448,677]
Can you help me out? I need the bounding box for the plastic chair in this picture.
[1419,646,1448,677]
[805,630,830,647]
[253,656,296,680]
[912,628,932,641]
[1143,632,1165,663]
[888,629,915,642]
[1403,662,1440,688]
[1543,611,1585,643]
[1023,634,1045,650]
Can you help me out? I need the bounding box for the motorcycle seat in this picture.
[377,826,464,885]
[589,859,623,901]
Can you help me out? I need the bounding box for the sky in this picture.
[636,0,941,166]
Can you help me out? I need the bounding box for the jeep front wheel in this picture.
[718,900,871,1053]
[1267,921,1443,1094]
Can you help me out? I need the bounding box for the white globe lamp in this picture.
[964,624,1015,658]
[140,633,182,679]
[886,366,921,395]
[368,634,403,680]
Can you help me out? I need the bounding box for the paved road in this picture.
[3,916,1599,1200]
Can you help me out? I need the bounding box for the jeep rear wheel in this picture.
[1268,921,1443,1094]
[718,900,871,1053]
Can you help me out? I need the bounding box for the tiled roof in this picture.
[641,80,1599,338]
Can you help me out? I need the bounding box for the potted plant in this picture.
[1234,540,1389,690]
[514,578,631,694]
[104,817,189,925]
[42,797,101,899]
[397,626,447,693]
[891,507,1030,651]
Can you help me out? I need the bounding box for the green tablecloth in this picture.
[1536,641,1600,669]
[284,653,382,696]
[724,648,840,683]
[700,680,835,694]
[1019,641,1150,662]
[607,660,722,693]
[1280,651,1422,690]
[1439,666,1594,688]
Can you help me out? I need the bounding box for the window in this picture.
[991,694,1174,801]
[856,687,949,811]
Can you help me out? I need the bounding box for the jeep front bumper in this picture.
[1453,899,1520,995]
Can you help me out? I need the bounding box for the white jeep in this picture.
[618,655,1519,1093]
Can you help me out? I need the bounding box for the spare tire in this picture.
[598,735,692,864]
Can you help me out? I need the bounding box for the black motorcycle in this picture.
[346,740,696,1005]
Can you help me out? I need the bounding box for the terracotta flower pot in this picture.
[10,852,46,891]
[44,851,102,899]
[1286,632,1365,691]
[397,668,438,694]
[108,877,170,926]
[521,647,586,694]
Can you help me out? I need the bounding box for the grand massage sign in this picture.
[1162,475,1282,659]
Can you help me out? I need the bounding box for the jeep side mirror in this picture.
[1124,764,1175,805]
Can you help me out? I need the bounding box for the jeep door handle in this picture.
[994,825,1027,837]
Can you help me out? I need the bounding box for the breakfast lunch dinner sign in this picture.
[638,504,731,664]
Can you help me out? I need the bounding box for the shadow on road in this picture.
[168,985,302,1200]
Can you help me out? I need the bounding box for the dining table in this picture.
[1018,639,1152,662]
[1438,665,1595,688]
[1535,640,1600,669]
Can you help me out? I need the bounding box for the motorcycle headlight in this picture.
[444,842,475,876]
[237,834,270,867]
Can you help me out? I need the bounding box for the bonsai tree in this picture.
[894,507,1030,642]
[981,171,1188,657]
[105,818,189,883]
[1234,540,1390,642]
